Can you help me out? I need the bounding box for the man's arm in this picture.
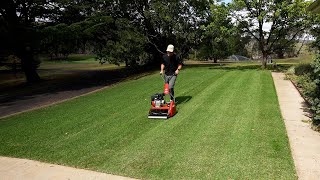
[177,64,182,70]
[160,64,165,75]
[175,64,182,75]
[175,54,182,75]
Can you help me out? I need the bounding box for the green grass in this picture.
[0,66,296,179]
[0,54,124,86]
[274,54,315,64]
[40,54,97,63]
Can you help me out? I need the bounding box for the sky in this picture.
[222,0,233,4]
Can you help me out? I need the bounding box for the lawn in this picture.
[274,54,315,64]
[0,54,124,86]
[0,65,296,179]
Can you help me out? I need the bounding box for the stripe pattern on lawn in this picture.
[0,66,296,179]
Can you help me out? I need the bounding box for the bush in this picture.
[310,55,320,129]
[288,55,320,130]
[295,73,317,98]
[287,66,295,75]
[294,63,313,76]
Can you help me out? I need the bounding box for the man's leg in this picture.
[168,75,177,100]
[165,75,170,84]
[164,75,171,97]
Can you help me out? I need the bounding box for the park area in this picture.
[1,0,320,179]
[0,56,299,179]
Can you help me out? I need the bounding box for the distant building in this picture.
[308,0,320,13]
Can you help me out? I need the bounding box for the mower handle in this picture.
[160,73,166,82]
[159,73,176,102]
[160,73,177,83]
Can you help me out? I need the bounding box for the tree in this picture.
[271,38,297,58]
[231,0,315,68]
[92,18,148,67]
[310,14,320,52]
[69,0,213,66]
[198,3,247,62]
[0,0,54,83]
[1,0,215,82]
[41,23,78,60]
[124,0,213,63]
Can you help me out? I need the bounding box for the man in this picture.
[160,44,182,101]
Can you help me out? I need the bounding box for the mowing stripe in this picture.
[0,68,295,179]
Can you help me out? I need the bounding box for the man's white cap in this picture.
[166,44,174,52]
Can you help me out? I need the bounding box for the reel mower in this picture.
[148,75,176,119]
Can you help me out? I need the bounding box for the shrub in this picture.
[310,55,320,129]
[287,66,295,75]
[289,55,320,130]
[295,73,317,98]
[294,63,313,76]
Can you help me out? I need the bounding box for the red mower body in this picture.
[148,83,176,119]
[148,99,176,119]
[148,75,177,119]
[168,100,176,117]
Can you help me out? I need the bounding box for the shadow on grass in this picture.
[0,67,157,118]
[184,64,260,72]
[0,61,294,118]
[184,63,293,72]
[176,96,192,105]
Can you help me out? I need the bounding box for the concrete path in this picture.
[272,72,320,180]
[0,156,137,180]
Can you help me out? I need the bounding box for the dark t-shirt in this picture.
[161,54,182,75]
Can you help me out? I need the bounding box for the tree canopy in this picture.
[0,0,318,82]
[231,0,316,67]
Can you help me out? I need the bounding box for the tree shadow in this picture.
[176,96,192,105]
[184,63,258,71]
[184,63,292,72]
[0,67,157,118]
[301,101,312,119]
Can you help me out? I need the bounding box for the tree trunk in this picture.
[277,52,284,59]
[262,53,267,69]
[23,66,41,83]
[20,48,41,83]
[297,37,306,56]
